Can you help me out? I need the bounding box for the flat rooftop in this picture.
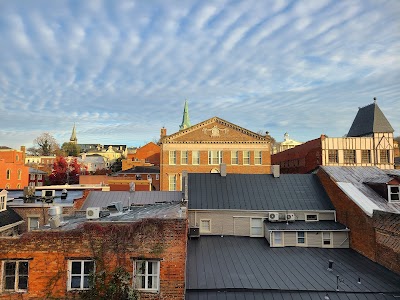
[186,236,400,299]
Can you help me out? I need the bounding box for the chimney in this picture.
[272,165,280,178]
[182,171,188,201]
[220,164,227,177]
[20,146,26,161]
[160,127,167,139]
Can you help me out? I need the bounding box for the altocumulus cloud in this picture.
[0,0,399,148]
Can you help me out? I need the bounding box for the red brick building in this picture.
[0,203,187,299]
[0,147,29,190]
[125,142,161,168]
[317,166,400,274]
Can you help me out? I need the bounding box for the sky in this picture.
[0,0,399,150]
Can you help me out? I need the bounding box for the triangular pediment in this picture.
[162,117,269,143]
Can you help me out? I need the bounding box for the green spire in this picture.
[70,123,77,144]
[179,100,191,130]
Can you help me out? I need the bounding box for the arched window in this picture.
[18,169,22,180]
[17,184,21,189]
[6,169,11,180]
[5,184,10,190]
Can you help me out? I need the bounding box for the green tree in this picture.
[61,142,81,156]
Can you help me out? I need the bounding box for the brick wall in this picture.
[0,218,187,299]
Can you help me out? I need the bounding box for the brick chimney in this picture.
[20,146,26,161]
[160,127,167,139]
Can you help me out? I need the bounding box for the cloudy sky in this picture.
[0,0,399,149]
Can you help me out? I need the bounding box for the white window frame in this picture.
[231,151,238,165]
[343,150,356,164]
[192,151,200,165]
[322,232,332,247]
[0,195,5,211]
[155,174,159,180]
[250,218,263,237]
[181,151,188,165]
[243,151,250,165]
[388,185,400,203]
[305,213,319,222]
[2,260,29,292]
[254,151,262,165]
[169,151,176,165]
[208,151,222,165]
[6,169,11,180]
[169,175,176,191]
[67,260,95,291]
[297,231,306,246]
[200,219,211,233]
[273,231,283,247]
[134,260,160,292]
[28,217,40,231]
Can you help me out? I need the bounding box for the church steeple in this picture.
[70,123,78,144]
[179,100,191,130]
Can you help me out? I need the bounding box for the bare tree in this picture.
[32,133,60,156]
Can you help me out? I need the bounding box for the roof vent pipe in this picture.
[220,164,227,177]
[272,165,280,178]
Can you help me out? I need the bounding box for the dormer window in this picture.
[388,185,399,202]
[0,195,6,211]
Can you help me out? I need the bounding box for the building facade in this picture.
[0,147,29,190]
[160,117,272,191]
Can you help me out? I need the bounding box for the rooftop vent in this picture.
[272,165,280,178]
[107,201,123,213]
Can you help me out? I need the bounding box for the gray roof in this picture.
[81,191,182,210]
[186,236,400,297]
[188,173,334,211]
[29,167,47,174]
[116,166,160,174]
[0,207,23,228]
[321,166,400,214]
[265,220,348,231]
[347,102,394,137]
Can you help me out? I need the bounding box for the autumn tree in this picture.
[49,156,87,185]
[31,133,60,156]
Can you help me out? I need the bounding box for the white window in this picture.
[30,174,35,180]
[243,151,250,165]
[169,151,176,165]
[297,231,306,245]
[305,213,319,222]
[28,217,39,231]
[3,261,29,292]
[328,150,338,163]
[231,151,238,165]
[147,174,152,180]
[68,260,94,290]
[200,219,211,233]
[389,185,399,202]
[192,151,200,165]
[322,232,332,246]
[181,151,188,165]
[274,232,283,246]
[134,260,160,292]
[250,218,263,237]
[156,174,159,180]
[37,174,42,180]
[254,151,262,165]
[0,195,5,211]
[169,175,176,191]
[208,151,222,165]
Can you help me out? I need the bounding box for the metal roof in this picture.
[116,166,160,174]
[321,166,400,214]
[188,173,334,211]
[265,220,348,231]
[186,236,400,297]
[347,102,394,137]
[81,191,182,210]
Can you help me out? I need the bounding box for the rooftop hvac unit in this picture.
[48,206,62,216]
[86,207,100,219]
[188,227,200,239]
[107,201,123,213]
[286,213,295,222]
[49,216,61,229]
[268,212,279,222]
[42,190,56,198]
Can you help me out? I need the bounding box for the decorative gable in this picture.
[162,117,269,144]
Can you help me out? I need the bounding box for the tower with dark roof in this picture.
[70,123,77,144]
[179,100,191,131]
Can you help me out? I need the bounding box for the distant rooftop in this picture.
[186,236,400,299]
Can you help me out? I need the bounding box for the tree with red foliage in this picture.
[49,157,88,185]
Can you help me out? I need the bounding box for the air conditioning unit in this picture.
[286,213,295,221]
[86,207,100,219]
[49,216,61,228]
[188,227,200,239]
[269,212,279,222]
